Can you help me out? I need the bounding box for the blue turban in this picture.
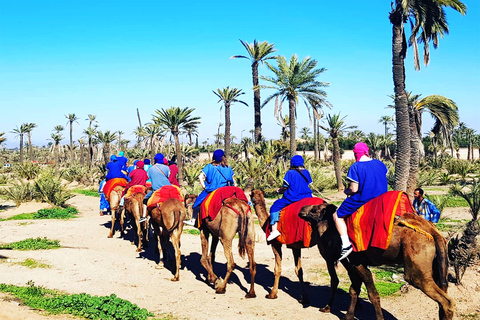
[213,149,225,162]
[144,158,151,165]
[154,153,164,164]
[118,151,124,157]
[291,155,304,167]
[110,155,117,161]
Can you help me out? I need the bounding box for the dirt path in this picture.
[0,195,479,320]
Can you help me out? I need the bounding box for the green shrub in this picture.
[17,258,51,269]
[3,181,36,207]
[34,207,78,219]
[0,174,8,185]
[0,237,60,250]
[34,170,73,207]
[13,162,41,180]
[72,188,100,197]
[446,159,472,176]
[0,282,154,320]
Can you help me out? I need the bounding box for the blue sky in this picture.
[1,1,479,148]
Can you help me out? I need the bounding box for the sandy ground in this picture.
[0,194,479,320]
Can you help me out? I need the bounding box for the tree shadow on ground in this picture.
[0,204,16,212]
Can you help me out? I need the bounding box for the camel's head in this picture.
[299,203,337,222]
[249,189,265,206]
[184,194,197,216]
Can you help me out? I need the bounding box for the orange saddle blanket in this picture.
[346,191,415,252]
[104,178,127,200]
[266,197,325,247]
[125,185,146,199]
[198,186,249,227]
[147,185,184,209]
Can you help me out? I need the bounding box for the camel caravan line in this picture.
[102,180,455,320]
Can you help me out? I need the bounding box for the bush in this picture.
[2,181,36,207]
[34,170,73,207]
[34,207,78,219]
[446,159,472,176]
[0,237,60,250]
[0,174,8,185]
[13,162,41,180]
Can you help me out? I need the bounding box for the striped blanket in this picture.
[147,185,184,209]
[103,178,127,200]
[125,185,146,199]
[346,191,415,252]
[198,186,248,227]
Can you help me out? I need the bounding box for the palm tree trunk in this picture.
[332,137,344,192]
[313,116,318,160]
[19,134,24,162]
[225,102,231,158]
[288,98,297,158]
[407,110,420,198]
[391,15,411,191]
[28,133,33,162]
[103,144,109,166]
[252,62,262,143]
[70,123,74,163]
[174,133,183,185]
[88,138,93,167]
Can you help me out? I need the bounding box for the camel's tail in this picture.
[432,228,449,292]
[232,199,250,259]
[164,207,180,233]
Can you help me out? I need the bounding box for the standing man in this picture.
[413,188,441,223]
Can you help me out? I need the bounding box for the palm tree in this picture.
[96,130,117,165]
[320,113,357,192]
[389,0,466,191]
[86,114,97,128]
[11,123,29,162]
[307,96,332,160]
[213,87,248,158]
[378,116,394,137]
[183,122,199,146]
[83,126,96,167]
[24,123,37,162]
[261,54,330,158]
[50,132,63,165]
[133,125,147,149]
[65,113,79,163]
[300,127,311,140]
[78,138,86,165]
[231,39,277,143]
[152,107,201,185]
[0,132,6,146]
[144,123,162,160]
[117,130,124,151]
[277,115,291,142]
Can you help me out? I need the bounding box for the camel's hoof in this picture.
[215,288,226,294]
[135,248,142,252]
[171,277,179,282]
[107,235,113,238]
[245,292,256,299]
[265,294,278,299]
[213,278,223,289]
[155,264,164,270]
[319,305,331,313]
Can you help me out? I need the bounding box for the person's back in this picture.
[282,168,313,202]
[105,156,126,181]
[346,159,388,205]
[147,157,171,191]
[116,151,128,171]
[168,159,180,187]
[202,163,234,192]
[127,161,148,189]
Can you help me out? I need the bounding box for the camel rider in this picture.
[140,153,171,222]
[116,151,128,172]
[119,160,148,207]
[335,142,388,261]
[267,155,313,241]
[184,149,235,226]
[105,155,128,181]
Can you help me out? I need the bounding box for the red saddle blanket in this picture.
[104,178,127,200]
[125,185,146,199]
[346,191,415,252]
[147,185,184,209]
[266,197,325,247]
[198,186,248,227]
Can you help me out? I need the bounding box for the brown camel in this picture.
[149,198,186,281]
[184,194,197,220]
[198,197,256,297]
[124,191,148,252]
[107,185,125,238]
[299,202,455,320]
[250,189,329,304]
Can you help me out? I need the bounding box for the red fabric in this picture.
[147,185,184,209]
[125,185,146,199]
[103,178,127,200]
[168,164,179,186]
[266,197,325,247]
[126,169,148,190]
[198,186,248,227]
[346,191,415,252]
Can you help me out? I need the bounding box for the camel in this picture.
[107,185,126,238]
[124,190,148,252]
[198,195,256,297]
[249,189,330,304]
[184,194,197,220]
[149,197,186,281]
[299,202,455,320]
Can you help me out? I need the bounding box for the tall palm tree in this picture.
[24,123,37,162]
[11,123,29,162]
[261,54,329,158]
[133,125,147,149]
[213,87,248,158]
[378,115,394,137]
[183,122,199,146]
[86,114,97,128]
[320,113,357,192]
[152,107,201,185]
[389,0,466,191]
[96,130,117,165]
[231,39,277,143]
[117,130,124,151]
[277,115,291,142]
[300,127,311,140]
[83,126,96,167]
[50,132,63,165]
[144,123,162,160]
[78,138,86,166]
[307,96,332,161]
[65,113,79,163]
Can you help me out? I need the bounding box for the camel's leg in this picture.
[170,229,182,282]
[345,269,363,320]
[119,206,125,236]
[319,258,339,312]
[108,207,116,238]
[215,238,235,294]
[210,236,219,267]
[200,229,217,284]
[135,216,142,252]
[292,248,309,305]
[266,242,282,299]
[355,265,384,320]
[152,222,164,269]
[245,226,256,298]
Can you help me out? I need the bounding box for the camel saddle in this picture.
[266,197,325,247]
[125,185,146,199]
[198,186,249,227]
[345,190,416,252]
[147,185,184,209]
[103,178,127,200]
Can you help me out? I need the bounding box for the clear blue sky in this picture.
[1,1,479,148]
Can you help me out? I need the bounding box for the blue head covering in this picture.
[110,155,117,161]
[144,158,151,165]
[133,160,139,166]
[213,149,225,162]
[118,151,124,157]
[154,153,164,164]
[291,155,304,167]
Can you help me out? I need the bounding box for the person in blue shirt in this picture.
[413,188,441,223]
[141,153,171,222]
[116,151,128,171]
[105,155,128,181]
[267,155,313,241]
[335,142,388,261]
[98,179,110,215]
[184,149,235,226]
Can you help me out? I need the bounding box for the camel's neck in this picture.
[253,198,269,232]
